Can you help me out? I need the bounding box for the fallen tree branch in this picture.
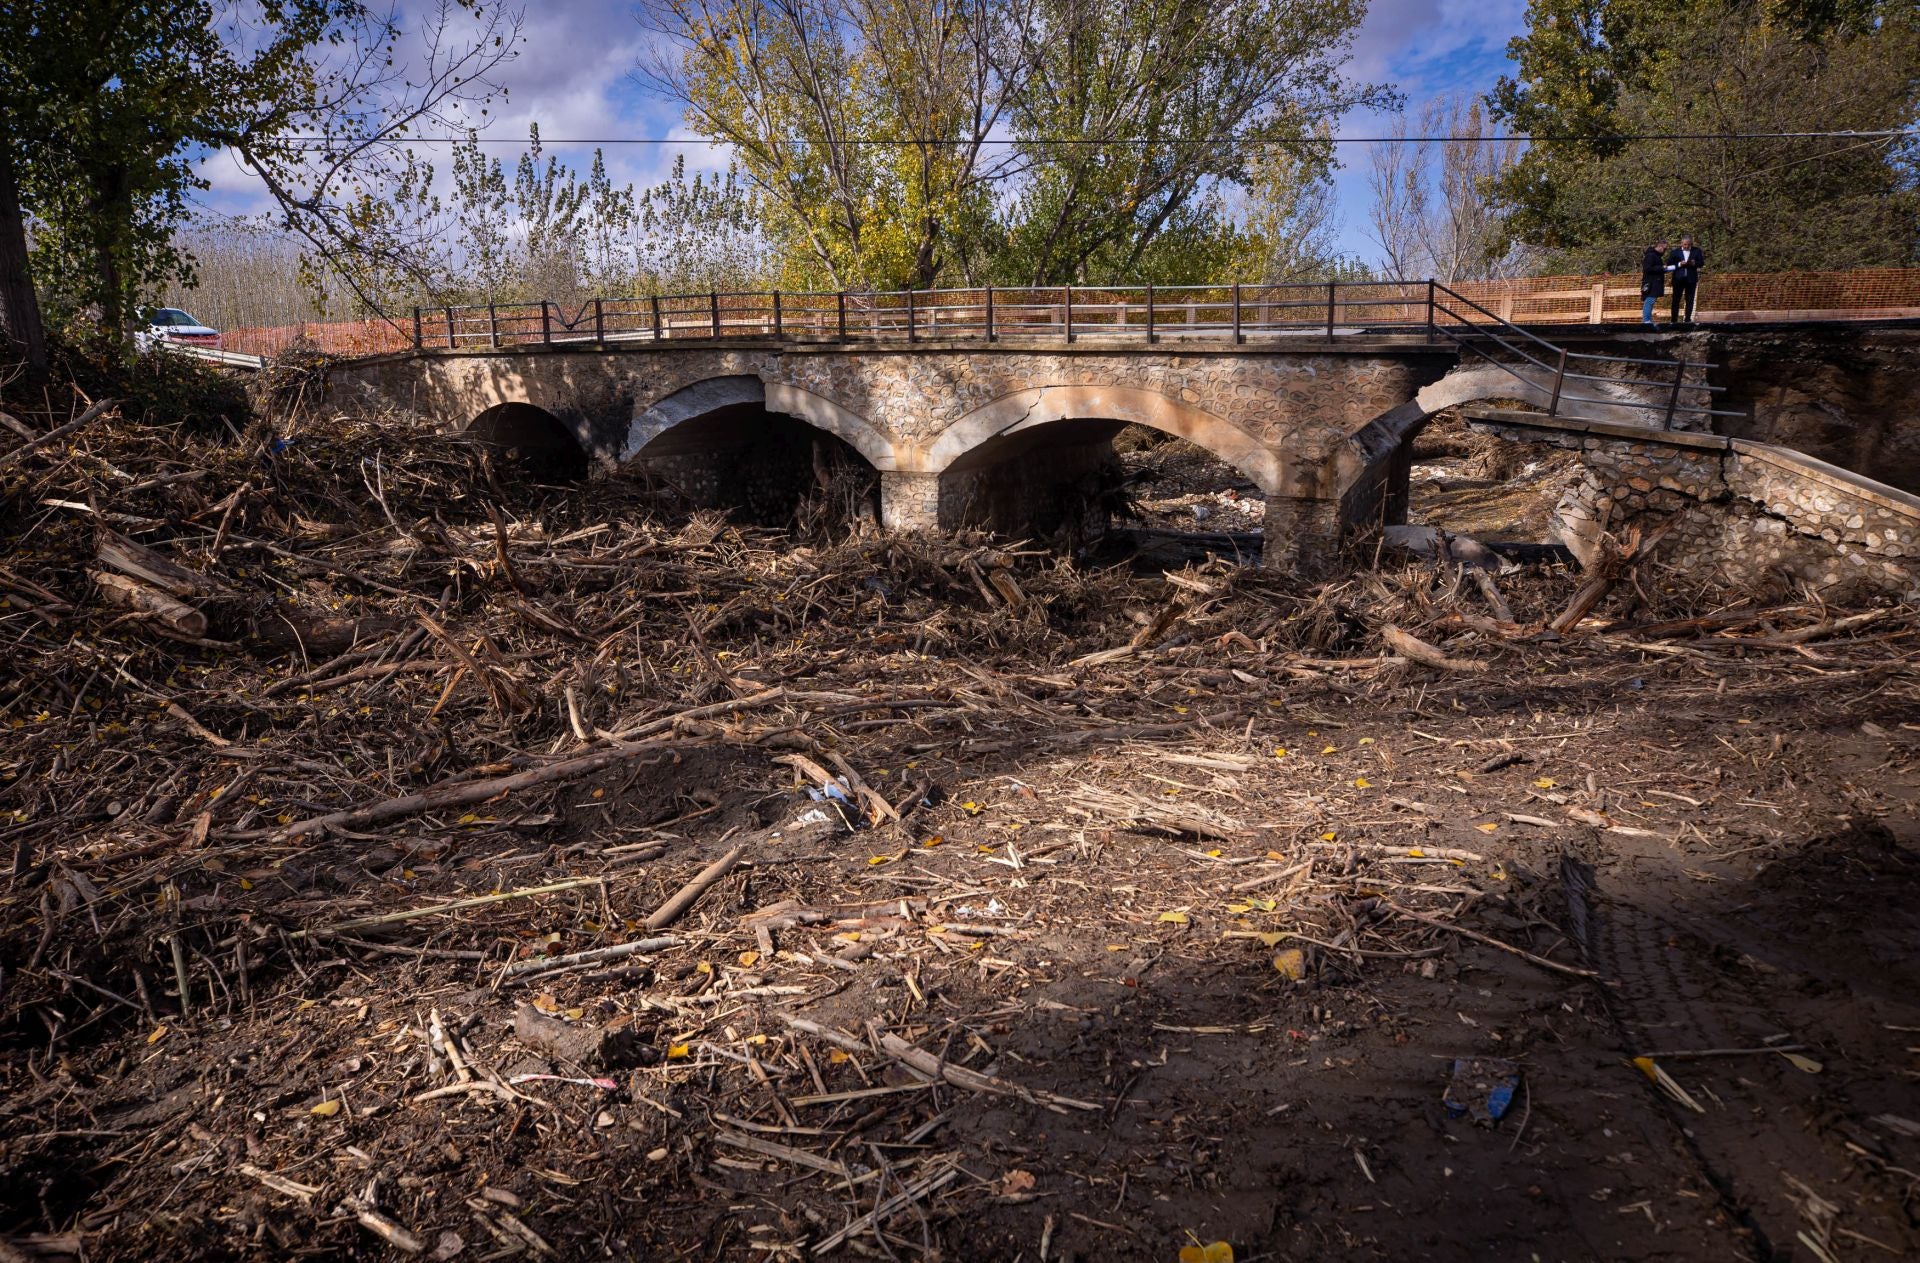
[1386,903,1604,982]
[644,847,746,930]
[0,399,118,469]
[1382,624,1487,673]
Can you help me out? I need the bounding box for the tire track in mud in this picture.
[1562,855,1778,1261]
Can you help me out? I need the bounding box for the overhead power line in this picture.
[271,129,1920,146]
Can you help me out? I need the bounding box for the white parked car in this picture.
[136,307,221,350]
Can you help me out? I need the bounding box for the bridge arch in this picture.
[927,385,1282,493]
[462,401,591,479]
[621,375,897,525]
[621,376,899,470]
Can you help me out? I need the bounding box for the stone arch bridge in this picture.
[322,285,1915,576]
[329,336,1475,568]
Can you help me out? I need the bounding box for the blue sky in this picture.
[198,0,1532,267]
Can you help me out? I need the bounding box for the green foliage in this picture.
[513,125,590,300]
[640,0,1383,290]
[998,0,1385,285]
[1,0,514,347]
[633,157,772,293]
[1490,0,1918,269]
[40,335,252,433]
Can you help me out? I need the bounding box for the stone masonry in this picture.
[325,338,1452,570]
[1467,410,1920,601]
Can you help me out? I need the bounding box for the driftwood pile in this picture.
[0,392,1914,1259]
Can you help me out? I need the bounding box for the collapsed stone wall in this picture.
[1469,413,1920,601]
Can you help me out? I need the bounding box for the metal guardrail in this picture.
[159,342,269,371]
[406,279,1736,432]
[1428,282,1737,430]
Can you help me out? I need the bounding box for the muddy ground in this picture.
[1,400,1916,1262]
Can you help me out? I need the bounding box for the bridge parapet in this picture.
[1466,408,1920,601]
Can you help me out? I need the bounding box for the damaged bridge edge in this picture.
[1463,407,1920,601]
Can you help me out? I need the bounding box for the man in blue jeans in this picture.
[1640,240,1672,325]
[1666,236,1703,324]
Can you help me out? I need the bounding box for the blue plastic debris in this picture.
[806,779,853,805]
[1443,1057,1521,1124]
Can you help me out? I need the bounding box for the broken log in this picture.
[96,529,225,599]
[91,571,208,638]
[1382,624,1487,673]
[511,1003,650,1068]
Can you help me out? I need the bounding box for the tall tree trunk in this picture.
[0,127,48,377]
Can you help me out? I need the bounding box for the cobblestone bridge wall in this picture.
[1467,411,1920,601]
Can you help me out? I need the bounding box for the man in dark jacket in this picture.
[1666,236,1703,324]
[1640,240,1670,325]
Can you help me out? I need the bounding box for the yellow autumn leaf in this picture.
[1106,944,1128,951]
[829,1049,851,1064]
[921,835,943,848]
[868,854,892,866]
[1225,903,1252,914]
[1257,932,1286,947]
[146,1024,168,1044]
[1247,896,1275,911]
[1321,745,1337,755]
[457,812,478,825]
[1532,778,1556,789]
[960,801,982,815]
[1205,848,1223,858]
[1179,1243,1234,1263]
[1272,949,1308,981]
[738,951,761,968]
[1273,748,1288,758]
[1779,1052,1822,1074]
[667,1044,691,1060]
[1158,911,1190,925]
[310,1099,342,1118]
[1321,831,1338,842]
[1407,848,1425,858]
[1358,737,1375,745]
[1476,822,1498,833]
[1353,777,1372,789]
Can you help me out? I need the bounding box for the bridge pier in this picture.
[879,471,941,532]
[1261,496,1343,574]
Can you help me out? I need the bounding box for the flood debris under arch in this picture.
[628,403,878,528]
[463,402,590,481]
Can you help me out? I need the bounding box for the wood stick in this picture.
[644,846,745,929]
[0,398,117,469]
[266,735,691,842]
[92,571,208,637]
[1472,568,1515,623]
[1742,608,1887,646]
[877,1031,1100,1112]
[499,936,679,980]
[1382,624,1486,672]
[1386,903,1603,981]
[96,529,225,599]
[811,1164,960,1255]
[605,687,789,741]
[293,877,605,938]
[343,1201,424,1254]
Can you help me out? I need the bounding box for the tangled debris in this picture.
[1,392,1917,1260]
